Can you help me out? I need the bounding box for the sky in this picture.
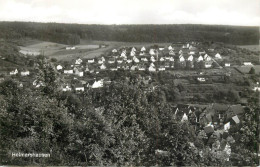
[0,0,259,26]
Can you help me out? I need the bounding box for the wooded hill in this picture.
[0,21,258,45]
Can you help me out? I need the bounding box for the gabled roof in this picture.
[232,115,240,124]
[229,104,244,115]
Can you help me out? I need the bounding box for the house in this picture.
[62,85,72,92]
[168,45,173,50]
[205,61,213,68]
[159,47,165,51]
[197,77,206,82]
[224,122,230,131]
[75,58,83,65]
[64,69,73,74]
[169,50,175,56]
[117,59,123,64]
[149,66,156,72]
[130,50,136,56]
[108,58,115,64]
[243,62,253,66]
[21,70,30,76]
[74,68,84,77]
[66,46,76,50]
[179,55,185,62]
[197,55,204,62]
[187,55,193,61]
[138,65,146,71]
[10,69,18,75]
[231,115,240,124]
[98,58,104,64]
[141,57,148,62]
[57,65,63,70]
[150,62,155,67]
[75,84,84,91]
[159,57,165,62]
[215,53,222,59]
[92,80,103,88]
[149,49,156,55]
[120,52,127,58]
[126,59,133,63]
[33,80,45,88]
[133,56,140,63]
[150,56,156,62]
[225,63,231,67]
[88,59,95,63]
[139,51,145,56]
[112,49,117,53]
[169,57,174,62]
[130,65,138,71]
[131,47,136,52]
[158,66,165,71]
[141,46,146,52]
[181,113,188,122]
[204,54,212,61]
[100,64,106,70]
[189,51,195,55]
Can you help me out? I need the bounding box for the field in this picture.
[238,45,259,51]
[236,65,260,74]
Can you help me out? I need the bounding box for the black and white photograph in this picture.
[0,0,259,166]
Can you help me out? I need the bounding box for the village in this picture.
[1,40,259,164]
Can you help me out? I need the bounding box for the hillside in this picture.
[0,22,258,45]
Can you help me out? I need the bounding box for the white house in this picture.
[75,86,84,91]
[141,57,148,62]
[10,69,18,75]
[56,65,63,70]
[179,55,185,62]
[179,50,183,54]
[159,47,165,51]
[225,63,231,67]
[197,77,206,82]
[168,45,173,50]
[88,59,95,63]
[133,56,140,63]
[131,47,136,52]
[224,122,230,131]
[138,66,146,71]
[243,62,253,66]
[149,49,155,55]
[120,52,127,58]
[130,50,136,56]
[141,46,146,52]
[66,46,75,50]
[204,54,212,61]
[62,85,72,92]
[64,69,73,74]
[108,58,115,64]
[126,59,133,63]
[187,55,193,61]
[181,113,188,122]
[92,80,103,88]
[131,65,138,71]
[139,52,145,56]
[149,66,156,72]
[197,55,204,62]
[160,57,165,62]
[158,66,166,71]
[150,62,155,67]
[169,50,175,55]
[117,59,123,64]
[169,57,174,62]
[75,58,83,65]
[112,49,117,53]
[215,53,222,59]
[21,70,30,76]
[150,56,156,62]
[189,51,195,55]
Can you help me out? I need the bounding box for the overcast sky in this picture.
[0,0,259,26]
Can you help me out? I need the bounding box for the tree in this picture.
[249,67,255,74]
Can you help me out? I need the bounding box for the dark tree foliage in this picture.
[0,22,258,45]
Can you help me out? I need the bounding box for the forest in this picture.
[0,56,258,166]
[0,21,259,45]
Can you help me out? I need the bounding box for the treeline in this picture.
[0,22,259,45]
